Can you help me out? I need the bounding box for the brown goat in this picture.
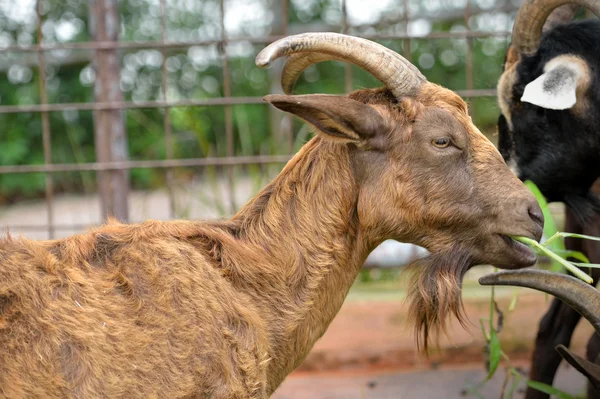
[0,33,543,398]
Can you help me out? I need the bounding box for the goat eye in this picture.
[432,137,451,148]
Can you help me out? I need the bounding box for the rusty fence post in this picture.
[341,0,353,94]
[36,0,56,239]
[89,0,129,222]
[268,0,293,154]
[220,0,237,214]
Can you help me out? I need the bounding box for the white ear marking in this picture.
[520,57,586,110]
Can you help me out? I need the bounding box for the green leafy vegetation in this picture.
[472,181,599,398]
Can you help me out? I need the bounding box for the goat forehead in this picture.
[413,107,468,143]
[418,107,463,127]
[418,84,468,112]
[421,105,486,139]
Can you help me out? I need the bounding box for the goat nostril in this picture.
[528,204,544,227]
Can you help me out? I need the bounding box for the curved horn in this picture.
[281,53,344,95]
[556,344,600,391]
[543,4,581,33]
[255,32,426,98]
[479,269,600,334]
[512,0,600,56]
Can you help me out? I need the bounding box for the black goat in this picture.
[498,1,600,220]
[496,0,600,398]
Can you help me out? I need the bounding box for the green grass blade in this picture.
[479,318,490,341]
[505,372,521,399]
[552,250,591,264]
[541,232,562,248]
[512,236,593,284]
[525,380,575,399]
[508,288,519,312]
[487,328,501,380]
[524,181,561,244]
[573,262,600,268]
[559,232,600,242]
[463,383,487,399]
[524,180,565,273]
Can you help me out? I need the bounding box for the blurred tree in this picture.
[0,0,516,203]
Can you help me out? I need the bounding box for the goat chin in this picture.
[403,248,472,353]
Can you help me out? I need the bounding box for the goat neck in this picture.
[227,137,375,391]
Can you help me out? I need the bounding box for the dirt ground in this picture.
[272,279,594,398]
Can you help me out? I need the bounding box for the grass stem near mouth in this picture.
[511,236,594,284]
[543,231,600,247]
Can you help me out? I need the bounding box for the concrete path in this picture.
[273,365,586,399]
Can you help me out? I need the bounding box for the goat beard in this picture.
[403,247,472,353]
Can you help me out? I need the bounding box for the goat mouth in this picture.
[498,234,537,266]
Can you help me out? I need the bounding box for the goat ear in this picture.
[521,56,589,110]
[264,94,387,144]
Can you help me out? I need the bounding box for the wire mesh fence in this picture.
[0,0,518,250]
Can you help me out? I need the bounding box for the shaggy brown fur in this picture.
[0,83,542,398]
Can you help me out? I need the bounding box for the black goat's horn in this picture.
[255,32,426,98]
[480,269,600,389]
[556,344,600,391]
[479,269,600,334]
[543,4,581,33]
[512,0,600,56]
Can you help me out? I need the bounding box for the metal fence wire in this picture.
[0,0,519,241]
